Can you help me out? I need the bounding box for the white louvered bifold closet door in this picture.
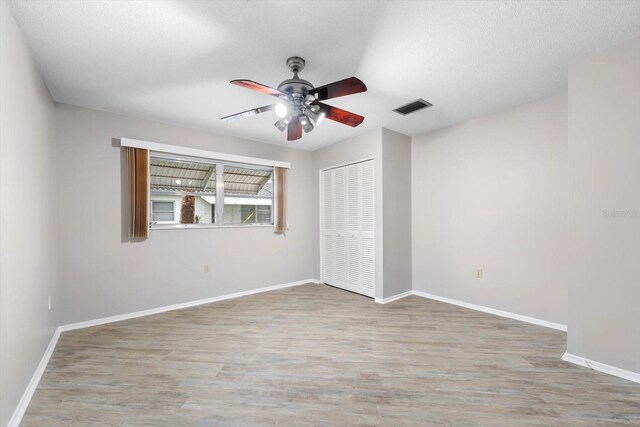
[333,167,347,288]
[320,160,374,298]
[321,169,334,284]
[321,167,347,288]
[345,163,363,295]
[360,160,375,296]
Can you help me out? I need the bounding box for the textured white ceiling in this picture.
[8,0,640,150]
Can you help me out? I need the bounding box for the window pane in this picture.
[223,165,273,225]
[153,211,174,222]
[256,205,272,223]
[151,201,175,223]
[150,157,215,194]
[152,201,173,212]
[193,195,214,225]
[150,155,216,225]
[241,205,256,223]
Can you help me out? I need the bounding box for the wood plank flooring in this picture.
[22,284,640,426]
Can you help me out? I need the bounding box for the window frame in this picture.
[148,152,275,230]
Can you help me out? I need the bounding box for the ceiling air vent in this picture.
[393,99,433,115]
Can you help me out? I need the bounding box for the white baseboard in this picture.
[60,278,319,332]
[411,290,567,332]
[8,328,61,427]
[9,278,319,427]
[562,352,640,384]
[375,290,412,304]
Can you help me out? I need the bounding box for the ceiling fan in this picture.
[222,56,367,141]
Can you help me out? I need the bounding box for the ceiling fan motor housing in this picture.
[277,78,313,97]
[278,56,314,116]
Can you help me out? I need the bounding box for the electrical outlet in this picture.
[48,296,52,310]
[475,269,483,279]
[204,264,210,273]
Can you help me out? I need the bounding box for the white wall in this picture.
[0,4,59,425]
[411,94,568,325]
[567,37,640,374]
[311,129,385,298]
[382,129,412,298]
[54,104,315,325]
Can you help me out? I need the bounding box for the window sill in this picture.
[150,224,274,231]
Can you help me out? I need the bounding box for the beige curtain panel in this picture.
[274,167,286,233]
[127,147,149,239]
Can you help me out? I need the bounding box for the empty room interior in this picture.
[2,0,640,425]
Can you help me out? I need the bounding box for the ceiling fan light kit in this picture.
[222,56,367,141]
[274,103,288,118]
[274,118,288,132]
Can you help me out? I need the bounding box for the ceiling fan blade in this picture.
[316,103,365,127]
[230,79,288,99]
[287,118,302,141]
[221,104,275,121]
[308,77,367,101]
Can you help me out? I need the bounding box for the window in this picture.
[149,154,273,228]
[151,201,176,223]
[223,165,273,225]
[149,155,216,226]
[236,205,272,224]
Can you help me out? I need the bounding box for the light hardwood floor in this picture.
[22,284,640,426]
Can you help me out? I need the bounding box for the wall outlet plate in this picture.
[475,269,483,279]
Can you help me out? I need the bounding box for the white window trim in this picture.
[121,137,291,169]
[150,224,274,230]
